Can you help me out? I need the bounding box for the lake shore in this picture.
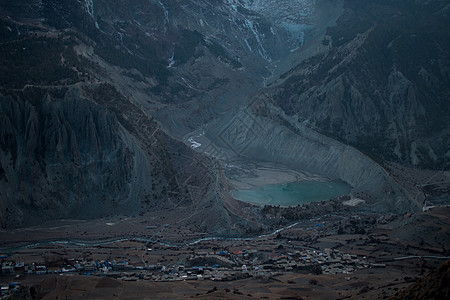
[226,161,328,190]
[225,161,350,206]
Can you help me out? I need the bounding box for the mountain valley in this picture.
[0,0,449,298]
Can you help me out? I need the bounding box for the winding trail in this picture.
[0,221,302,252]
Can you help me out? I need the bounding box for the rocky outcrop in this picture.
[0,89,136,227]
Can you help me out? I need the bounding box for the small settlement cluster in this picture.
[1,246,374,296]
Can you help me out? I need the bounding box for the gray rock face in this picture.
[93,0,318,64]
[236,0,317,51]
[269,0,450,169]
[0,90,135,227]
[206,99,418,213]
[0,1,266,232]
[0,86,240,230]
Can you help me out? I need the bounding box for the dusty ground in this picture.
[227,161,323,190]
[4,270,424,300]
[385,162,450,208]
[1,163,448,299]
[1,206,449,299]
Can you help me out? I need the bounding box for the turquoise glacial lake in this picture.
[231,181,351,206]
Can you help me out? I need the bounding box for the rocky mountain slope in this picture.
[202,98,417,212]
[1,0,447,228]
[391,259,450,300]
[0,0,343,229]
[0,0,258,231]
[86,0,341,135]
[266,0,450,170]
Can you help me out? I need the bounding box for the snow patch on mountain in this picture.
[78,0,94,18]
[242,0,316,50]
[226,0,239,12]
[244,19,271,61]
[158,1,169,24]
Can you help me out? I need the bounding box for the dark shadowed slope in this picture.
[0,1,257,233]
[268,0,450,170]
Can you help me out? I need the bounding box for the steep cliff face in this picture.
[0,0,341,135]
[0,1,254,231]
[85,0,337,134]
[268,0,450,169]
[0,90,134,227]
[91,0,317,65]
[0,85,236,229]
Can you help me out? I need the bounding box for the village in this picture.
[1,241,376,297]
[0,206,448,299]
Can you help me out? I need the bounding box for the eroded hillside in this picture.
[0,2,257,232]
[267,0,450,170]
[0,0,448,229]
